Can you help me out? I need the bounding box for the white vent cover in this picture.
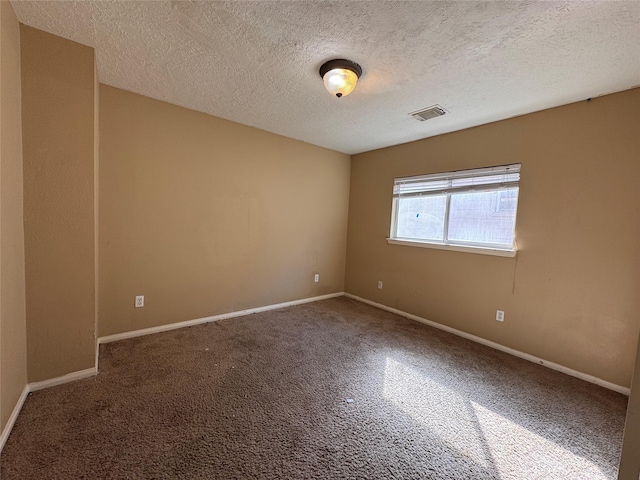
[410,105,447,122]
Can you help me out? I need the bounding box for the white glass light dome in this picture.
[319,59,362,98]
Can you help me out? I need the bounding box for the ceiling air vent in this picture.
[410,105,446,122]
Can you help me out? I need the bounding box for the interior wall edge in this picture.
[93,51,100,374]
[0,0,28,437]
[617,330,640,479]
[0,366,97,454]
[344,292,630,396]
[21,24,97,382]
[0,385,28,454]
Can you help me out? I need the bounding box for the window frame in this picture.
[387,164,521,257]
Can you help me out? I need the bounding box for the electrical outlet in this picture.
[314,274,320,283]
[135,295,144,308]
[496,310,505,322]
[377,280,383,289]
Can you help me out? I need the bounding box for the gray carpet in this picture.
[0,297,627,479]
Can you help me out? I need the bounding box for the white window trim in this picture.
[386,237,517,258]
[389,164,521,256]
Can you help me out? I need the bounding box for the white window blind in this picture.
[393,164,520,197]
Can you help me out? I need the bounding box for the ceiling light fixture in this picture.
[319,59,362,98]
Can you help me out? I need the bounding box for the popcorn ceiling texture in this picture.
[10,1,640,154]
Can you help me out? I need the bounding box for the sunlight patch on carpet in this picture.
[472,402,608,480]
[383,356,609,480]
[383,357,491,469]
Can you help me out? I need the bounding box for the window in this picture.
[388,164,521,256]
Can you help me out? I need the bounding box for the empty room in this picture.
[0,1,639,479]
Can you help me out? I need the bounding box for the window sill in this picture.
[386,238,517,258]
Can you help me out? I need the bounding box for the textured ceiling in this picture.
[10,1,640,154]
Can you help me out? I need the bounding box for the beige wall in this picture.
[0,0,27,431]
[21,26,96,382]
[98,86,350,337]
[345,88,640,388]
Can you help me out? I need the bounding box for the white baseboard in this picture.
[0,385,29,452]
[2,290,625,456]
[344,293,630,396]
[0,367,98,454]
[98,292,346,345]
[28,367,97,392]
